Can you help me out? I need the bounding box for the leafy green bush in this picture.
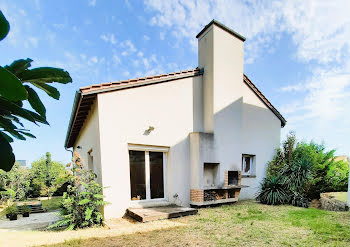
[256,176,289,205]
[49,152,107,230]
[4,205,17,215]
[326,160,349,192]
[259,132,348,208]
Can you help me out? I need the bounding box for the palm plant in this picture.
[256,176,289,205]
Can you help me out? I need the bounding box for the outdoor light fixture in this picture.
[143,126,155,135]
[76,146,82,149]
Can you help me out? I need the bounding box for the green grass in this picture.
[41,200,350,247]
[41,197,62,211]
[328,192,347,202]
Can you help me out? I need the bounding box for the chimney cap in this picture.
[196,19,246,42]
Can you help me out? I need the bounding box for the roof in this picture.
[64,69,286,148]
[196,19,246,42]
[334,156,350,163]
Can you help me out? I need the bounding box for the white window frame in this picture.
[128,144,168,204]
[242,154,255,176]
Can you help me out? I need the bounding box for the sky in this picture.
[0,0,349,166]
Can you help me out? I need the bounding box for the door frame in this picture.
[128,144,169,204]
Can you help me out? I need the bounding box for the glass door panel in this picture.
[149,151,164,199]
[129,150,146,200]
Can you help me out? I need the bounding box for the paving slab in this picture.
[0,211,62,231]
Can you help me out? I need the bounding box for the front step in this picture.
[127,205,198,222]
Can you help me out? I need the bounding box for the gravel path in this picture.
[0,211,62,231]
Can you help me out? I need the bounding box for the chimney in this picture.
[197,20,245,133]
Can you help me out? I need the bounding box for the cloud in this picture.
[159,32,165,40]
[145,0,283,62]
[145,0,350,154]
[143,35,150,41]
[120,40,137,56]
[100,33,117,45]
[88,0,97,7]
[113,54,121,65]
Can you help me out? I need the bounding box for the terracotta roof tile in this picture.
[80,68,202,94]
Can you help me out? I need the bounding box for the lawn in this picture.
[328,192,348,202]
[41,197,63,211]
[39,200,350,247]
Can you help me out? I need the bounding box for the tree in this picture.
[0,10,72,172]
[0,162,30,201]
[30,152,69,198]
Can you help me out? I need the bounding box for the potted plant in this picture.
[5,205,18,221]
[21,205,30,217]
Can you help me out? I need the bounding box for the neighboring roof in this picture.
[334,156,350,163]
[64,69,286,148]
[196,19,246,42]
[244,75,287,127]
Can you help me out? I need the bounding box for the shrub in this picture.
[49,152,107,230]
[258,132,347,208]
[5,205,17,216]
[256,176,289,205]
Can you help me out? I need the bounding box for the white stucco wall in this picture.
[239,84,281,199]
[73,100,103,185]
[97,76,202,219]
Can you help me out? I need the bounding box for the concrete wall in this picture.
[73,100,103,185]
[197,23,281,199]
[97,76,202,218]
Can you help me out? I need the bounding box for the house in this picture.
[64,20,286,219]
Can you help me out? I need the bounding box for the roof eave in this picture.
[64,90,82,148]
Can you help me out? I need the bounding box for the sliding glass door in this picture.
[129,150,166,201]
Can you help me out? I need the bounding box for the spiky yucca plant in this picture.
[256,176,289,205]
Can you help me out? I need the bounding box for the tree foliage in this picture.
[29,152,69,198]
[0,162,30,201]
[0,10,72,171]
[49,153,107,230]
[0,153,69,201]
[258,132,349,208]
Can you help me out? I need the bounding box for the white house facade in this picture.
[65,20,286,219]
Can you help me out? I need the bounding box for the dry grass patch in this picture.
[1,200,349,247]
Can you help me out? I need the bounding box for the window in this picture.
[129,148,167,201]
[242,154,255,176]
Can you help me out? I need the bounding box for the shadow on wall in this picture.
[168,97,279,204]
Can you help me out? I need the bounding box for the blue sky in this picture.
[0,0,349,165]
